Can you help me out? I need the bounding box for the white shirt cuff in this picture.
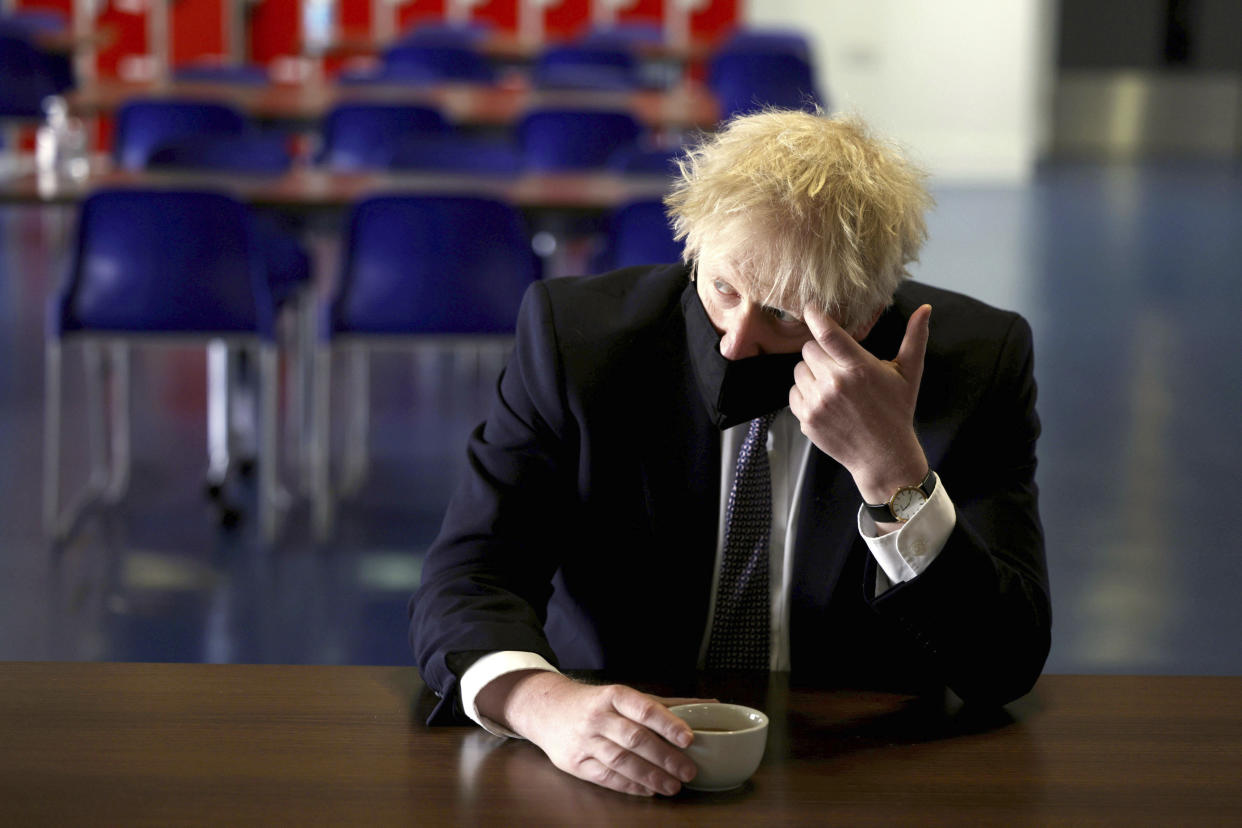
[858,473,956,588]
[459,651,560,738]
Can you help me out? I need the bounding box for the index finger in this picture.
[612,689,694,748]
[803,304,868,367]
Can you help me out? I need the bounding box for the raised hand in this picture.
[789,304,932,506]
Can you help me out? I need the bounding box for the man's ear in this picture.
[850,305,886,342]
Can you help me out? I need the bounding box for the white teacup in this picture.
[668,702,769,791]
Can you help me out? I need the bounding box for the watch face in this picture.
[890,487,927,521]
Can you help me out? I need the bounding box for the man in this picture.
[410,110,1050,797]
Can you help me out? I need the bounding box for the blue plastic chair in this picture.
[113,99,249,171]
[0,9,68,35]
[708,50,822,120]
[718,28,813,60]
[318,103,449,171]
[142,133,305,307]
[0,34,62,116]
[142,136,306,303]
[390,21,491,49]
[517,108,644,171]
[130,128,307,310]
[592,198,684,272]
[532,45,639,91]
[142,128,312,496]
[606,144,684,176]
[327,195,538,335]
[173,62,271,84]
[372,43,496,84]
[386,134,523,175]
[0,12,73,92]
[45,190,285,542]
[576,22,664,49]
[146,133,293,175]
[311,195,541,536]
[576,22,676,87]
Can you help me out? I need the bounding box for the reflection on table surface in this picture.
[2,663,1240,825]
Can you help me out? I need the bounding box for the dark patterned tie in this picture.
[705,411,777,670]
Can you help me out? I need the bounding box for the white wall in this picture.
[747,0,1058,183]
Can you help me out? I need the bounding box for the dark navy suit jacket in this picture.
[410,263,1050,721]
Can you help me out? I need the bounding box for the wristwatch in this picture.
[864,469,936,523]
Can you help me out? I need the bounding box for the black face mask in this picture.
[681,283,803,430]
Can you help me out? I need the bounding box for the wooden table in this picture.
[2,663,1239,825]
[0,161,672,216]
[63,79,721,131]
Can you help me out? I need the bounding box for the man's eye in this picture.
[766,306,801,324]
[713,280,738,296]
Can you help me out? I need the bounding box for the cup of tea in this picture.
[667,702,769,791]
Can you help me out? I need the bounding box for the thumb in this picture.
[895,304,932,388]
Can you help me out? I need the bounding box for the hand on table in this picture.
[475,670,704,797]
[789,304,933,505]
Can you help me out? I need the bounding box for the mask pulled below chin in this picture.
[681,283,803,430]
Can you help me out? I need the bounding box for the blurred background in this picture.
[1,0,1239,676]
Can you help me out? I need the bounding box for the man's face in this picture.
[694,255,815,360]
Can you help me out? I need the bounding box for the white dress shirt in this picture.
[459,407,957,737]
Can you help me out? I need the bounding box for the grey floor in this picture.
[1,159,1240,674]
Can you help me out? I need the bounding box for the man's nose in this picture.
[719,307,765,360]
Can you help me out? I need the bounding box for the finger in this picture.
[788,384,805,420]
[793,359,816,393]
[799,337,836,379]
[594,727,690,795]
[894,304,932,388]
[576,756,657,797]
[601,715,700,779]
[803,304,868,368]
[611,688,693,749]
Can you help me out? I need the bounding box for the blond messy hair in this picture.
[664,109,932,332]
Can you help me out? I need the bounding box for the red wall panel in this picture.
[172,0,225,64]
[692,0,738,43]
[14,0,739,77]
[14,0,71,20]
[95,7,147,78]
[470,0,517,32]
[250,0,301,62]
[397,0,452,34]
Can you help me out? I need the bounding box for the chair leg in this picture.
[312,345,333,540]
[282,299,302,483]
[206,340,230,494]
[258,344,280,544]
[83,341,110,494]
[105,342,130,502]
[43,341,62,538]
[300,293,318,480]
[288,290,316,490]
[341,345,369,497]
[46,341,109,541]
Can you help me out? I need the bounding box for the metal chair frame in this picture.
[309,194,538,539]
[310,334,511,539]
[44,333,282,542]
[45,189,285,543]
